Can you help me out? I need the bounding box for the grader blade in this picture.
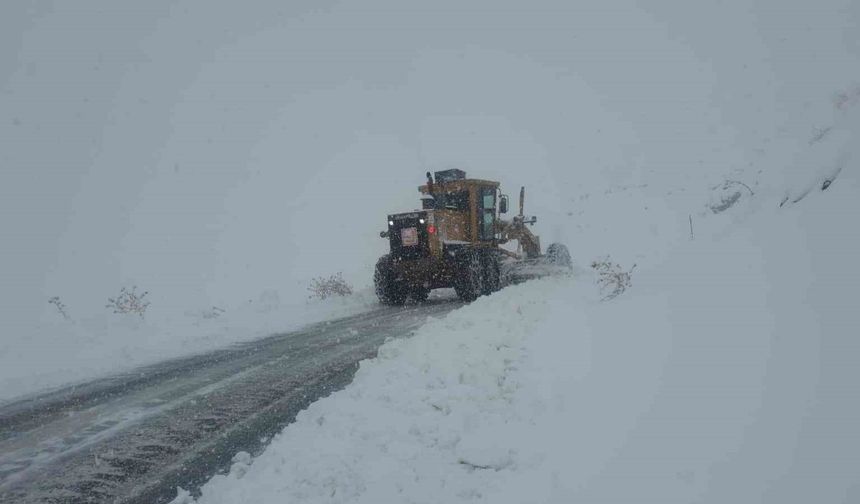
[500,243,573,285]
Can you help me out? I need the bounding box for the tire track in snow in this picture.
[0,297,460,503]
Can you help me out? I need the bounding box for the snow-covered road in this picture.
[0,297,461,503]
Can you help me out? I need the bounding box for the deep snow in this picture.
[2,0,859,500]
[180,98,859,502]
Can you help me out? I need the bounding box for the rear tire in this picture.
[480,251,501,295]
[546,243,572,269]
[453,249,484,302]
[374,255,406,305]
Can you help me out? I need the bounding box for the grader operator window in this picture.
[479,187,496,241]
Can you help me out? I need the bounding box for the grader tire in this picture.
[481,252,502,296]
[453,249,484,302]
[374,255,406,305]
[410,286,430,303]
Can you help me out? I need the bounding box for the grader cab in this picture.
[374,170,571,305]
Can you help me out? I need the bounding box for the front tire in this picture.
[374,255,406,305]
[453,249,484,302]
[480,251,501,295]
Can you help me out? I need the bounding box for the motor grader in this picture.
[374,169,571,304]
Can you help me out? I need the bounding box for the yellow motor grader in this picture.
[374,169,571,304]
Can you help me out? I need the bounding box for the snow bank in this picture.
[0,290,377,403]
[187,155,859,502]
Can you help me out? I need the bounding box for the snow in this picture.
[181,59,860,500]
[2,0,860,500]
[185,139,859,502]
[0,290,377,403]
[2,0,859,400]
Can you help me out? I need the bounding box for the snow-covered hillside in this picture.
[3,0,858,352]
[182,126,859,502]
[2,0,859,496]
[0,289,378,402]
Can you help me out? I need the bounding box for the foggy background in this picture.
[2,0,858,331]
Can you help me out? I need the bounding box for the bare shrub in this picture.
[308,272,353,300]
[834,84,860,110]
[591,257,636,301]
[106,286,150,318]
[48,296,70,320]
[809,126,833,145]
[201,306,226,319]
[708,179,754,214]
[710,190,742,214]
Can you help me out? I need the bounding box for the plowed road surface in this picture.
[0,298,459,503]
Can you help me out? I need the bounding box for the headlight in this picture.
[419,218,425,224]
[388,220,394,226]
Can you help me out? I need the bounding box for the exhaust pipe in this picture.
[426,172,435,197]
[519,186,525,217]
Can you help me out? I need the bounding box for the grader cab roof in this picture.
[418,179,500,195]
[417,169,500,196]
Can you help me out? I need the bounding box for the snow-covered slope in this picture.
[3,0,858,356]
[0,291,377,403]
[181,98,860,502]
[2,0,859,487]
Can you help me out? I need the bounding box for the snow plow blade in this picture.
[502,258,571,284]
[501,243,573,285]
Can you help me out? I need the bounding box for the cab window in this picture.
[479,187,496,240]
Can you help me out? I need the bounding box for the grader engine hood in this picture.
[386,211,432,260]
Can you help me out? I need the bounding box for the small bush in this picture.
[106,286,150,318]
[591,257,636,301]
[48,296,70,320]
[308,272,353,300]
[201,306,226,320]
[834,84,860,110]
[708,179,754,214]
